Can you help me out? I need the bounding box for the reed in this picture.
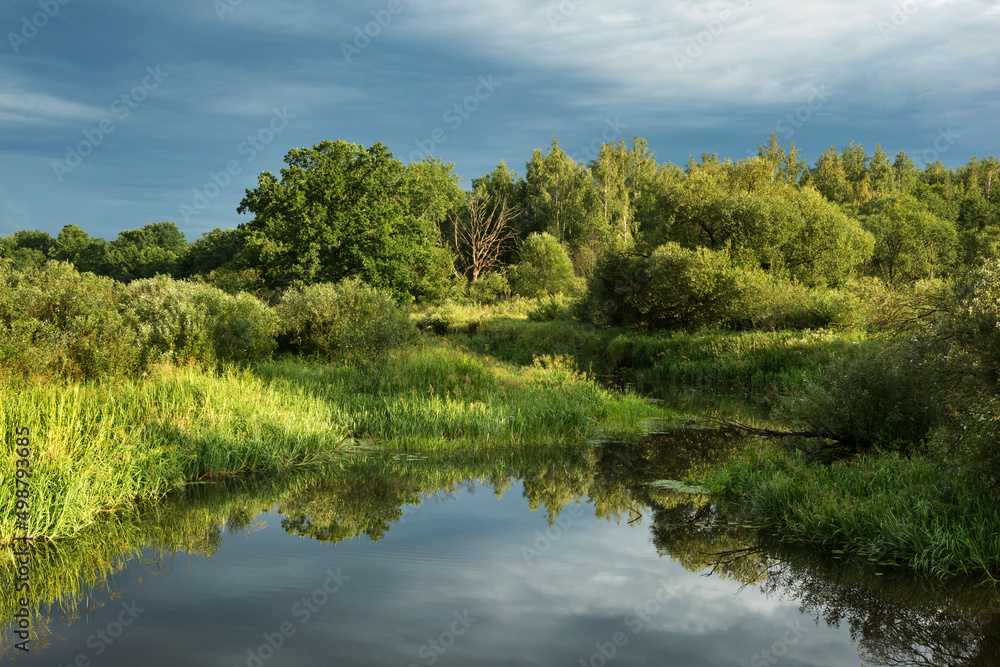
[0,366,348,544]
[709,443,1000,581]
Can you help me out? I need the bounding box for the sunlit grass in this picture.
[252,338,663,450]
[708,442,1000,581]
[0,366,348,544]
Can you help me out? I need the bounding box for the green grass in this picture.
[708,442,1000,581]
[1,337,662,544]
[0,365,349,544]
[251,337,662,449]
[453,318,865,390]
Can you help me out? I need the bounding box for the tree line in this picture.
[3,134,998,311]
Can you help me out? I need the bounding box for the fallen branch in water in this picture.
[704,415,856,460]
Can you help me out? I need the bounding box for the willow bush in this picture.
[124,275,280,368]
[0,261,139,381]
[278,278,416,359]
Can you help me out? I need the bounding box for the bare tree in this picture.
[448,193,520,282]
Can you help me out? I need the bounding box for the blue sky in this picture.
[1,0,998,242]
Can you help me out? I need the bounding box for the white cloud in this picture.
[0,90,105,124]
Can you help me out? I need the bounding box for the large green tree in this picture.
[52,224,107,274]
[237,140,438,297]
[102,221,187,282]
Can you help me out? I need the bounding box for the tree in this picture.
[238,140,437,297]
[52,224,107,274]
[448,192,520,283]
[590,138,663,243]
[403,157,466,231]
[523,140,602,258]
[179,227,248,278]
[805,146,854,206]
[509,232,577,298]
[102,221,187,281]
[862,196,957,284]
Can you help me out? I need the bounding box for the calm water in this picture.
[4,433,1000,666]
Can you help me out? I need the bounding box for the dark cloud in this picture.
[0,0,996,238]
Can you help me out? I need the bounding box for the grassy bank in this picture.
[449,316,865,390]
[708,443,1000,581]
[1,337,660,544]
[0,365,348,544]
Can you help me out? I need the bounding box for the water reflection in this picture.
[2,431,998,666]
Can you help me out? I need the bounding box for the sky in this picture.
[1,0,998,243]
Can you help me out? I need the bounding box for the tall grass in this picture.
[252,339,662,450]
[709,442,1000,580]
[0,366,348,544]
[456,318,865,390]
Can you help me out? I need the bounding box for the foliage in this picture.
[124,275,279,367]
[509,232,579,298]
[466,269,511,304]
[238,140,437,297]
[527,293,576,321]
[51,224,107,274]
[278,278,415,359]
[179,227,248,278]
[103,221,188,282]
[0,261,139,381]
[779,340,941,453]
[583,242,747,331]
[861,195,957,284]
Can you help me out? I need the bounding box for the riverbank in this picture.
[0,335,660,544]
[706,442,1000,582]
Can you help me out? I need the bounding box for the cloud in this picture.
[0,90,105,124]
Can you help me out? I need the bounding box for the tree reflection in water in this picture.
[4,431,999,666]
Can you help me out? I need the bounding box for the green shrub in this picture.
[527,293,575,321]
[0,261,139,381]
[467,270,511,305]
[737,274,867,331]
[278,278,415,359]
[583,242,747,331]
[780,340,941,453]
[510,233,579,299]
[124,275,279,367]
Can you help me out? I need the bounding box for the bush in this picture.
[779,340,941,454]
[0,261,139,381]
[124,275,279,367]
[467,270,511,305]
[510,233,579,299]
[278,278,415,359]
[737,273,866,331]
[582,242,747,331]
[527,293,575,321]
